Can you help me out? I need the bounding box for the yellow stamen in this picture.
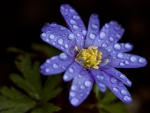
[75,46,102,69]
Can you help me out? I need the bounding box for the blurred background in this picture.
[0,0,150,113]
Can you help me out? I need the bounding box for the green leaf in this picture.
[31,103,61,113]
[40,75,62,102]
[101,90,117,104]
[31,43,61,57]
[0,87,36,113]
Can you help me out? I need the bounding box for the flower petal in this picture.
[92,21,124,47]
[85,14,100,48]
[105,43,133,55]
[63,62,83,82]
[91,69,132,103]
[60,4,86,49]
[104,68,132,86]
[41,23,77,57]
[40,53,73,75]
[69,69,94,106]
[112,53,147,68]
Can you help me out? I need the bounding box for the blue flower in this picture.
[40,4,147,106]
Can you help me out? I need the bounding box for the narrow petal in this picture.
[103,68,132,86]
[112,53,147,68]
[90,69,107,92]
[85,14,100,48]
[92,21,124,47]
[63,62,83,82]
[60,4,86,49]
[91,69,132,103]
[105,43,133,55]
[40,53,73,75]
[69,69,94,106]
[41,23,77,57]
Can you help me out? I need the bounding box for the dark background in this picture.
[0,0,150,113]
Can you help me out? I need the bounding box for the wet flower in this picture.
[40,4,147,106]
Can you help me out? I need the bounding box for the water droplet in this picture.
[91,24,98,30]
[82,30,87,35]
[53,63,58,69]
[127,80,132,86]
[130,56,137,62]
[99,32,106,39]
[115,25,121,30]
[114,43,121,50]
[73,15,80,20]
[60,26,65,30]
[77,33,80,37]
[52,42,56,45]
[61,6,64,10]
[139,57,146,63]
[69,67,74,73]
[120,74,126,79]
[41,33,46,37]
[118,82,124,87]
[70,19,76,24]
[73,25,78,30]
[110,21,115,25]
[70,9,75,13]
[102,43,107,47]
[123,96,132,103]
[80,85,85,89]
[113,87,119,92]
[99,83,105,88]
[121,89,127,95]
[116,34,121,39]
[63,74,68,80]
[85,81,92,87]
[59,53,67,60]
[89,33,96,39]
[46,59,50,63]
[105,23,109,28]
[117,53,124,58]
[68,34,74,39]
[49,34,55,39]
[96,75,104,81]
[50,23,57,27]
[120,62,125,66]
[125,60,129,64]
[65,44,69,48]
[111,77,117,84]
[58,38,64,45]
[125,43,132,49]
[71,85,77,91]
[45,38,49,42]
[70,91,76,97]
[45,68,50,72]
[109,36,114,41]
[71,98,79,106]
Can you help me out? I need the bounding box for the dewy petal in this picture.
[60,4,86,49]
[63,62,83,82]
[103,68,132,86]
[40,53,73,75]
[90,69,132,103]
[69,69,94,106]
[85,14,100,48]
[40,23,77,57]
[105,43,133,55]
[92,21,124,47]
[112,53,147,68]
[90,69,107,92]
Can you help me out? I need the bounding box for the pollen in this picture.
[75,46,102,69]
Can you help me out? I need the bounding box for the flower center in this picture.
[75,46,102,69]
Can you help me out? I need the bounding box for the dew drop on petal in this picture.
[91,24,98,30]
[109,36,114,41]
[120,74,126,79]
[45,38,49,42]
[80,85,85,89]
[96,75,104,81]
[89,33,96,39]
[127,80,132,86]
[118,82,124,87]
[73,25,78,30]
[65,44,69,48]
[116,34,121,39]
[84,81,92,87]
[113,87,119,92]
[73,15,80,20]
[71,85,77,91]
[99,83,105,88]
[70,91,76,97]
[41,33,46,37]
[105,23,110,28]
[111,77,117,84]
[63,74,68,80]
[102,43,107,48]
[52,63,58,69]
[68,34,75,40]
[99,32,106,39]
[49,34,55,39]
[120,62,125,66]
[121,89,127,95]
[130,56,137,62]
[117,53,124,58]
[123,96,132,103]
[69,67,74,73]
[58,38,64,45]
[59,53,67,60]
[45,68,50,72]
[82,30,87,35]
[139,57,146,63]
[71,98,79,106]
[125,43,132,49]
[70,19,76,24]
[70,9,75,13]
[125,60,129,64]
[114,43,121,50]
